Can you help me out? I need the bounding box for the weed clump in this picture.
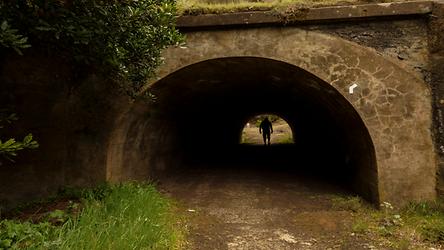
[331,195,364,212]
[0,220,58,249]
[331,196,444,248]
[402,201,444,244]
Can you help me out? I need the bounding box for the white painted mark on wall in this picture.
[349,83,358,94]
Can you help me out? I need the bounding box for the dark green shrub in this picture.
[0,0,182,97]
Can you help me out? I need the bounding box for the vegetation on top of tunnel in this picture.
[0,0,183,98]
[0,183,185,250]
[177,0,411,15]
[331,195,444,248]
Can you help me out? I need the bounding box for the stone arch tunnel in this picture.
[107,57,379,203]
[107,27,436,206]
[1,1,443,209]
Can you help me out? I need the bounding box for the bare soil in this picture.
[1,199,80,223]
[159,166,380,250]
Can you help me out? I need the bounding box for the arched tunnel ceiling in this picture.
[149,55,360,116]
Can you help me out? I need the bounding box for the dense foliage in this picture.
[0,0,181,163]
[0,0,182,97]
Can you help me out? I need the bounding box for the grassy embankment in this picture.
[0,183,185,250]
[177,0,411,15]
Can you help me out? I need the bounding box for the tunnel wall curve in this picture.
[137,27,436,205]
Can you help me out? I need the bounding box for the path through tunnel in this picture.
[115,57,378,204]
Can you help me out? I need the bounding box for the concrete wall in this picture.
[0,53,71,208]
[0,52,129,209]
[429,1,444,194]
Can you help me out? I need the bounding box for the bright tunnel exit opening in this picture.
[241,114,294,145]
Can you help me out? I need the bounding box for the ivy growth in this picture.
[0,0,183,98]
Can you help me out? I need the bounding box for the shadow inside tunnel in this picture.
[158,143,355,197]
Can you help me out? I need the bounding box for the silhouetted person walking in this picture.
[259,117,273,145]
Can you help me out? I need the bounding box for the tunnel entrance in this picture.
[115,57,378,204]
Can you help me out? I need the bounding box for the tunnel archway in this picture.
[108,57,379,203]
[107,28,435,206]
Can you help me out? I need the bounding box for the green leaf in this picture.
[3,138,16,147]
[1,20,8,31]
[35,26,54,31]
[0,239,12,248]
[23,134,32,144]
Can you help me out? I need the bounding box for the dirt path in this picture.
[160,166,377,250]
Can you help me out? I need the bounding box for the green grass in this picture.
[402,201,444,244]
[330,195,444,248]
[332,195,365,212]
[177,0,409,15]
[351,218,369,234]
[277,136,294,144]
[177,0,345,15]
[0,183,185,250]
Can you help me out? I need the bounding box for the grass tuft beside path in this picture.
[0,183,185,250]
[333,195,444,249]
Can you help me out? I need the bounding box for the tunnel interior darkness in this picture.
[141,57,378,203]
